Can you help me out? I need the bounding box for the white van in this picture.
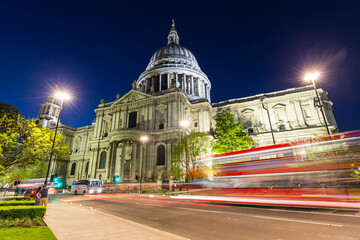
[71,179,103,195]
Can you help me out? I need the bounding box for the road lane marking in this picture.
[266,208,360,218]
[253,215,343,227]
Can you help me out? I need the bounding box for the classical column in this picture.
[111,113,115,131]
[207,86,210,101]
[166,142,172,170]
[114,142,122,177]
[167,100,170,129]
[175,73,179,88]
[107,142,114,179]
[204,83,207,100]
[111,141,119,179]
[115,110,120,130]
[197,78,200,96]
[191,75,194,94]
[159,74,162,91]
[167,73,170,88]
[120,141,126,181]
[183,74,187,92]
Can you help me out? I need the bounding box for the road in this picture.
[59,193,360,240]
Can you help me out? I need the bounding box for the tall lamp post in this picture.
[44,91,70,186]
[304,72,330,135]
[139,135,148,194]
[180,120,190,183]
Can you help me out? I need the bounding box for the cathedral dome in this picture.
[137,21,211,103]
[146,42,200,71]
[145,22,201,72]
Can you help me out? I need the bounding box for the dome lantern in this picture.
[168,19,179,45]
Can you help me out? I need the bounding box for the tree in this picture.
[212,110,252,154]
[171,131,212,181]
[0,161,48,186]
[0,102,70,176]
[0,101,21,118]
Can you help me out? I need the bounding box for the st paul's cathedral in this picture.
[35,22,337,186]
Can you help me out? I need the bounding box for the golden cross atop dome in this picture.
[172,19,175,29]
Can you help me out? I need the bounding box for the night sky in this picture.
[1,1,359,131]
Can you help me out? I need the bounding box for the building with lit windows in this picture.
[36,22,337,186]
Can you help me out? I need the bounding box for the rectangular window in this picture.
[128,112,137,128]
[302,105,311,119]
[194,122,198,127]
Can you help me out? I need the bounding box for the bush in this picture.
[0,216,44,228]
[0,197,31,202]
[0,206,46,219]
[0,200,35,206]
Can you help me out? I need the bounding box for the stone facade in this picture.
[36,23,337,186]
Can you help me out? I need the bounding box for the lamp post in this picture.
[44,91,70,186]
[139,135,148,194]
[180,120,190,183]
[304,72,330,135]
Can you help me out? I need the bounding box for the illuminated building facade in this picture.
[36,23,337,185]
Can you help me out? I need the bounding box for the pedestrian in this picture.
[37,185,48,207]
[34,186,41,206]
[48,183,55,202]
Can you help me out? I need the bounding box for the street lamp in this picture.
[304,72,330,135]
[139,135,148,194]
[180,120,190,183]
[44,91,70,186]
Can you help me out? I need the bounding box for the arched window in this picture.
[99,151,107,169]
[70,162,76,175]
[85,162,89,175]
[157,145,165,165]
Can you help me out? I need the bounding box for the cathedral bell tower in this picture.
[35,86,62,128]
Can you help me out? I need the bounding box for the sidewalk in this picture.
[44,199,189,240]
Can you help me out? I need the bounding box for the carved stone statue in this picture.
[100,99,105,104]
[132,80,137,90]
[116,92,120,99]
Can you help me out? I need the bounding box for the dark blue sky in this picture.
[0,1,359,131]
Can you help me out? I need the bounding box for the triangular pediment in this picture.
[241,108,254,114]
[113,90,152,105]
[272,103,286,109]
[156,104,167,112]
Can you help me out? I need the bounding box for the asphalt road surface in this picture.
[59,194,360,240]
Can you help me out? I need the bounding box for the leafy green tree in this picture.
[0,101,21,118]
[0,161,48,186]
[212,110,252,154]
[0,103,70,177]
[171,131,212,181]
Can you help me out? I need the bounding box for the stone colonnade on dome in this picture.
[137,71,211,102]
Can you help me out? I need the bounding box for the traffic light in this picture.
[50,175,55,182]
[54,173,59,182]
[114,175,120,183]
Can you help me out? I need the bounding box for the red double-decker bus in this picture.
[183,131,360,207]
